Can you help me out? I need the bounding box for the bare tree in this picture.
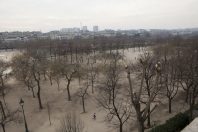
[126,59,161,132]
[98,53,131,132]
[77,82,89,113]
[188,82,198,120]
[153,44,180,113]
[184,48,198,119]
[174,45,198,119]
[0,60,7,88]
[177,48,198,104]
[176,50,191,103]
[61,62,77,101]
[0,100,19,132]
[49,60,63,91]
[37,57,49,81]
[136,51,157,127]
[24,75,36,98]
[12,54,36,98]
[31,58,43,109]
[0,60,8,106]
[162,58,179,113]
[88,62,98,94]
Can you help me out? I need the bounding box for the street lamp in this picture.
[19,98,29,132]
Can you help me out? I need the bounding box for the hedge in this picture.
[150,112,189,132]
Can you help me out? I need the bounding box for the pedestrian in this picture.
[93,113,96,120]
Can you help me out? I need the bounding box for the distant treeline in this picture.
[0,34,198,52]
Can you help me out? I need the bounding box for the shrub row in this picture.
[150,113,189,132]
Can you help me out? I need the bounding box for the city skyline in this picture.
[0,0,198,32]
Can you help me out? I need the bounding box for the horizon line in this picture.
[1,27,198,33]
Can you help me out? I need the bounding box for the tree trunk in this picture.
[82,96,85,113]
[136,108,144,132]
[66,80,71,101]
[26,82,30,90]
[147,105,151,127]
[49,75,53,86]
[43,72,47,80]
[31,87,35,98]
[0,77,6,107]
[91,80,94,94]
[119,123,123,132]
[168,98,172,113]
[70,50,73,64]
[189,92,195,120]
[0,101,6,119]
[1,124,5,132]
[146,84,151,127]
[75,48,78,63]
[190,104,193,120]
[57,80,60,91]
[185,89,189,103]
[1,76,4,87]
[108,92,111,104]
[137,118,144,132]
[36,81,43,109]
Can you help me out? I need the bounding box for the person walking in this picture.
[93,113,96,120]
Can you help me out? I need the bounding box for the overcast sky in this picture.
[0,0,198,32]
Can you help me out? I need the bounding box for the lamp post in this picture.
[19,98,29,132]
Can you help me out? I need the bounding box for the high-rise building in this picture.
[93,26,99,32]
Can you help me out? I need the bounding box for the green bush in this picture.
[150,113,189,132]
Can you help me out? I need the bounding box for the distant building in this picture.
[60,28,80,33]
[0,33,3,40]
[100,29,116,37]
[73,27,80,33]
[93,26,99,32]
[82,26,88,32]
[60,28,72,33]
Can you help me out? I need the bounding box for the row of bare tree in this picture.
[97,43,198,132]
[0,41,197,132]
